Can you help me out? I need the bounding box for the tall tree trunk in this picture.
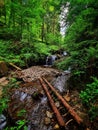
[27,22,30,43]
[4,0,6,25]
[20,15,23,40]
[20,0,23,40]
[8,0,15,29]
[41,17,45,42]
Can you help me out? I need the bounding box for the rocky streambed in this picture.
[0,66,90,130]
[8,66,70,130]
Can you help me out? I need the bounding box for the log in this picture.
[9,63,22,70]
[39,78,65,127]
[42,77,83,125]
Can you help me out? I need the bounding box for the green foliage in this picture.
[34,42,49,56]
[0,78,19,114]
[57,0,98,80]
[6,78,19,89]
[5,119,27,130]
[55,0,98,122]
[48,45,59,52]
[54,57,71,70]
[0,98,9,114]
[89,106,98,121]
[80,77,98,106]
[0,77,21,115]
[16,120,27,130]
[0,0,61,42]
[80,77,98,120]
[0,39,60,67]
[0,40,25,66]
[0,77,28,129]
[0,0,62,67]
[46,33,62,45]
[17,109,26,117]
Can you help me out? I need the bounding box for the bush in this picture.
[80,77,98,120]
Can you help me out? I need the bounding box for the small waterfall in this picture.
[62,51,67,56]
[52,70,71,93]
[45,55,57,66]
[51,55,57,64]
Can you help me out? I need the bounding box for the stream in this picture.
[0,65,71,130]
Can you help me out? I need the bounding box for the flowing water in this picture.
[0,65,72,130]
[4,82,54,130]
[52,70,71,93]
[27,96,52,130]
[46,55,57,66]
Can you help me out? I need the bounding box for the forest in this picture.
[0,0,98,130]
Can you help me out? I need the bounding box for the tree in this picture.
[0,0,63,66]
[60,0,98,78]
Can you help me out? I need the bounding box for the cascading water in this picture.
[7,85,53,130]
[52,68,71,93]
[28,96,50,130]
[45,55,57,66]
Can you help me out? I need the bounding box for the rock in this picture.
[55,101,60,108]
[46,111,53,118]
[0,77,9,86]
[16,66,60,82]
[44,117,51,125]
[0,61,8,76]
[53,124,60,129]
[0,77,9,97]
[0,114,6,124]
[86,128,90,130]
[0,114,7,129]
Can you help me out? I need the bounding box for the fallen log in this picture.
[9,63,22,70]
[42,77,83,125]
[39,78,65,127]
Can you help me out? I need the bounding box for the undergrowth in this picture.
[80,77,98,121]
[0,78,28,130]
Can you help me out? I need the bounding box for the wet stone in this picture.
[55,101,60,108]
[0,114,7,130]
[53,124,60,130]
[46,111,53,118]
[44,117,51,125]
